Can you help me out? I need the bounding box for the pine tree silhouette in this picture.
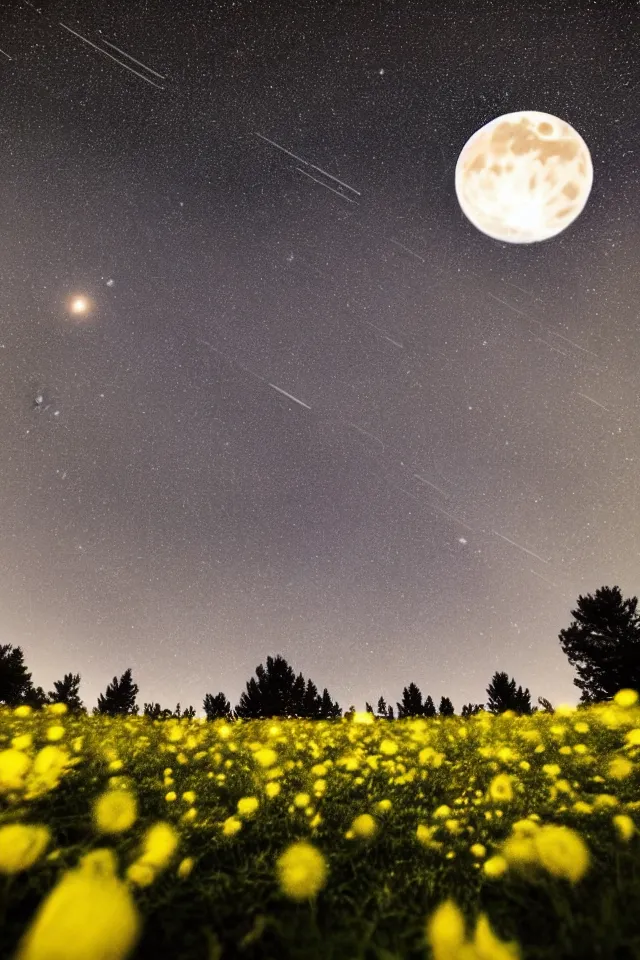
[203,692,234,720]
[396,682,424,718]
[537,696,554,713]
[376,696,394,720]
[486,671,532,714]
[235,655,340,719]
[461,702,484,717]
[94,668,139,716]
[438,696,455,716]
[47,673,85,714]
[365,701,375,714]
[558,585,640,704]
[0,644,35,707]
[423,694,437,717]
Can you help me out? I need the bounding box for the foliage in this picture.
[94,668,140,717]
[48,673,86,714]
[0,644,35,707]
[558,584,640,704]
[1,690,639,960]
[486,671,533,714]
[234,655,341,720]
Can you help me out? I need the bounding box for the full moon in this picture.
[455,111,593,244]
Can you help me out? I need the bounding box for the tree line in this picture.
[1,584,639,720]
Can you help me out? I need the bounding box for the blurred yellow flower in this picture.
[488,774,514,803]
[237,796,259,817]
[177,856,195,879]
[483,855,508,878]
[0,748,31,792]
[0,824,50,874]
[533,825,590,883]
[93,791,138,834]
[139,822,179,871]
[612,814,636,842]
[350,814,377,839]
[46,726,65,742]
[425,899,466,960]
[276,841,328,901]
[265,782,281,799]
[255,748,278,768]
[16,848,140,960]
[614,689,638,708]
[222,816,242,837]
[607,757,633,780]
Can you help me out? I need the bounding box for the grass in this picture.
[1,694,639,959]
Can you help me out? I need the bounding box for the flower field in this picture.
[1,692,640,960]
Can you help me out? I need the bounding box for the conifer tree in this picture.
[396,682,424,718]
[94,668,139,716]
[47,673,85,714]
[203,692,234,721]
[0,644,35,707]
[439,696,455,716]
[558,585,640,704]
[486,671,532,714]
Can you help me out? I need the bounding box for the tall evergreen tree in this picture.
[461,702,484,717]
[396,682,424,719]
[439,696,455,716]
[22,685,49,709]
[558,585,640,704]
[537,696,554,713]
[365,701,375,714]
[376,696,393,720]
[486,671,532,715]
[203,692,234,721]
[94,668,139,716]
[318,687,341,719]
[48,673,85,714]
[423,694,437,717]
[0,644,34,707]
[234,655,340,719]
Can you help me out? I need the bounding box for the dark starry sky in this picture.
[1,0,639,716]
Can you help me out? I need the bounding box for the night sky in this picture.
[2,0,639,717]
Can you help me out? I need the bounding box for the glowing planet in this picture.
[70,296,89,314]
[455,111,593,244]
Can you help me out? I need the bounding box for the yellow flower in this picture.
[533,825,590,883]
[93,791,138,834]
[222,816,242,837]
[0,824,50,874]
[125,861,155,887]
[350,814,377,839]
[237,796,259,817]
[46,726,65,742]
[377,799,392,813]
[425,899,466,960]
[625,729,640,747]
[0,749,31,792]
[483,855,508,878]
[607,757,633,780]
[255,748,278,768]
[612,815,636,842]
[473,912,521,960]
[182,791,196,804]
[294,792,310,808]
[276,841,328,901]
[265,781,281,799]
[47,702,68,715]
[16,848,140,960]
[470,843,486,859]
[12,734,33,751]
[177,856,195,879]
[14,705,32,718]
[165,791,177,802]
[379,739,398,756]
[139,822,179,871]
[614,689,639,708]
[488,774,514,803]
